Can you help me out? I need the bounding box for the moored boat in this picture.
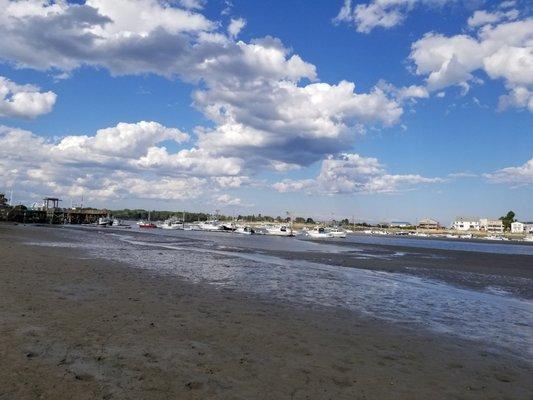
[265,225,294,237]
[307,226,333,239]
[326,226,346,238]
[235,226,255,235]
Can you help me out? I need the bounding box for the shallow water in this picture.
[31,226,531,360]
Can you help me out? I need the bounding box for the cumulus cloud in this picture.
[484,158,533,185]
[196,80,402,165]
[0,0,405,171]
[334,0,454,33]
[0,122,243,202]
[273,153,442,194]
[409,16,533,111]
[0,76,57,118]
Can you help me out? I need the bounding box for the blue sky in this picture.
[0,0,531,224]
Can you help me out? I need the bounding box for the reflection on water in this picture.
[31,227,533,359]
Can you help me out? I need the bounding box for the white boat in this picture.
[235,226,255,235]
[307,227,333,239]
[459,233,473,239]
[523,235,533,242]
[160,218,183,230]
[326,227,346,238]
[265,225,294,237]
[97,216,113,226]
[486,235,507,241]
[198,220,223,231]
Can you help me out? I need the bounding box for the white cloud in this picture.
[196,80,402,165]
[0,122,244,202]
[0,0,406,171]
[497,86,533,112]
[484,158,533,185]
[273,153,442,194]
[0,75,57,118]
[228,17,246,38]
[409,17,533,111]
[215,193,242,206]
[467,9,519,28]
[177,0,205,10]
[334,0,454,33]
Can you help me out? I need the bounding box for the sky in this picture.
[0,0,531,225]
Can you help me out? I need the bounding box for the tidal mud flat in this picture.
[0,224,531,399]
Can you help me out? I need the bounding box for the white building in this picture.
[479,218,504,233]
[511,222,525,233]
[452,217,480,231]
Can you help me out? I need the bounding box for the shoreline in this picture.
[1,224,531,399]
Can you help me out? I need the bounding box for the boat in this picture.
[159,217,183,230]
[265,225,294,237]
[138,211,157,229]
[198,220,223,231]
[307,226,333,239]
[235,226,255,235]
[138,220,157,229]
[486,235,507,241]
[523,235,533,242]
[326,226,346,238]
[97,216,113,226]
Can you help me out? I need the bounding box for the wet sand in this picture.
[0,224,531,399]
[267,241,533,298]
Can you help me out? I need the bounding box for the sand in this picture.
[0,223,531,399]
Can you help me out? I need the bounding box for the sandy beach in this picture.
[0,223,531,399]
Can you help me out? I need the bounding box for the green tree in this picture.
[499,211,516,231]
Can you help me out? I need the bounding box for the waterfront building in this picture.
[418,218,440,230]
[479,218,504,233]
[452,217,480,231]
[511,222,525,233]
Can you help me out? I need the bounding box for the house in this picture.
[418,218,440,230]
[524,222,533,234]
[452,217,480,231]
[511,222,525,233]
[479,218,504,233]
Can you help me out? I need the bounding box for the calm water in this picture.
[32,226,533,359]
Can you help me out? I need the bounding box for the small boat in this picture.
[138,211,157,229]
[97,216,113,226]
[265,225,294,237]
[523,235,533,242]
[159,218,183,230]
[235,226,255,235]
[308,226,333,239]
[326,226,346,238]
[486,235,507,241]
[198,220,223,231]
[138,220,157,229]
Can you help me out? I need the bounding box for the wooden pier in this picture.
[0,196,108,224]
